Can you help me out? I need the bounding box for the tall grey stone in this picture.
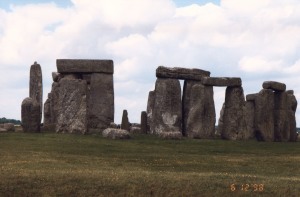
[243,100,255,139]
[56,78,88,134]
[152,78,182,138]
[121,110,130,131]
[183,81,215,138]
[141,111,147,134]
[221,86,246,140]
[274,91,289,141]
[43,97,51,126]
[287,92,298,142]
[21,97,40,132]
[217,103,225,137]
[254,89,275,141]
[29,62,43,122]
[50,82,60,125]
[88,73,114,130]
[146,91,155,134]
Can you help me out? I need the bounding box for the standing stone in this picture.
[221,86,246,140]
[56,78,87,134]
[146,91,155,134]
[243,100,255,139]
[29,62,43,122]
[43,97,51,126]
[254,89,275,141]
[217,103,225,137]
[287,92,298,142]
[274,91,289,141]
[50,82,60,125]
[184,83,216,138]
[88,73,114,130]
[152,78,182,138]
[121,110,130,131]
[141,111,147,134]
[21,97,41,132]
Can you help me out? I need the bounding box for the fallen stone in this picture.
[152,78,182,137]
[146,91,155,134]
[121,110,130,131]
[158,131,182,139]
[102,128,130,139]
[246,93,257,101]
[202,77,242,87]
[141,111,147,134]
[156,66,210,81]
[254,89,275,141]
[184,83,216,138]
[21,97,41,132]
[29,62,43,122]
[88,73,114,130]
[57,59,113,74]
[130,127,141,134]
[56,78,88,134]
[262,81,286,92]
[221,86,247,140]
[3,123,15,132]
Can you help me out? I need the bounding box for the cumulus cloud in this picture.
[0,0,300,126]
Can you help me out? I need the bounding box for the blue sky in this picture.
[0,0,299,126]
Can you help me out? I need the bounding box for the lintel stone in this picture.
[202,77,242,87]
[57,59,113,74]
[156,66,210,81]
[262,81,286,92]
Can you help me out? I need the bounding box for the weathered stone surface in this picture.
[29,62,43,122]
[3,123,15,132]
[130,126,141,134]
[102,128,130,139]
[63,73,80,80]
[21,97,41,132]
[52,72,62,82]
[121,110,130,131]
[152,78,182,136]
[254,89,275,141]
[243,101,255,139]
[262,81,286,92]
[184,83,216,138]
[274,91,289,141]
[287,93,298,142]
[141,111,147,134]
[202,77,242,87]
[43,97,51,126]
[156,66,210,81]
[246,93,257,101]
[56,78,87,134]
[286,90,294,95]
[158,131,182,139]
[146,91,155,134]
[57,59,113,74]
[88,73,114,130]
[82,74,91,84]
[217,103,225,137]
[221,86,246,140]
[50,82,60,125]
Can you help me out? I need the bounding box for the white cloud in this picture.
[0,0,300,126]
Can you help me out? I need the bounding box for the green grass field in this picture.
[0,132,299,196]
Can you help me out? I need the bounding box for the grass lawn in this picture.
[0,132,299,196]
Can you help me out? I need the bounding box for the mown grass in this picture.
[0,132,299,196]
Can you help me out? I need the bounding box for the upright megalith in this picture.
[121,110,130,131]
[243,96,256,139]
[221,86,247,140]
[146,91,155,134]
[21,97,41,132]
[56,78,88,134]
[274,91,290,141]
[141,111,147,134]
[254,89,275,141]
[287,91,298,142]
[152,78,182,138]
[30,62,43,121]
[185,83,216,138]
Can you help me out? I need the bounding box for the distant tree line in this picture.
[0,117,21,125]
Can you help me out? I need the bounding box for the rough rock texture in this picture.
[156,66,210,81]
[202,77,242,87]
[29,62,43,122]
[263,81,286,92]
[221,86,246,140]
[246,94,257,101]
[217,103,225,137]
[121,110,130,131]
[3,123,15,132]
[183,82,216,138]
[243,101,255,139]
[56,78,87,134]
[102,128,130,139]
[152,78,182,138]
[274,91,290,141]
[88,73,114,130]
[146,91,155,134]
[43,97,51,127]
[52,72,62,82]
[50,82,60,125]
[141,111,147,134]
[287,93,298,142]
[57,59,113,74]
[254,89,275,141]
[21,97,41,132]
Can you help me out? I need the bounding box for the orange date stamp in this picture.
[230,184,264,192]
